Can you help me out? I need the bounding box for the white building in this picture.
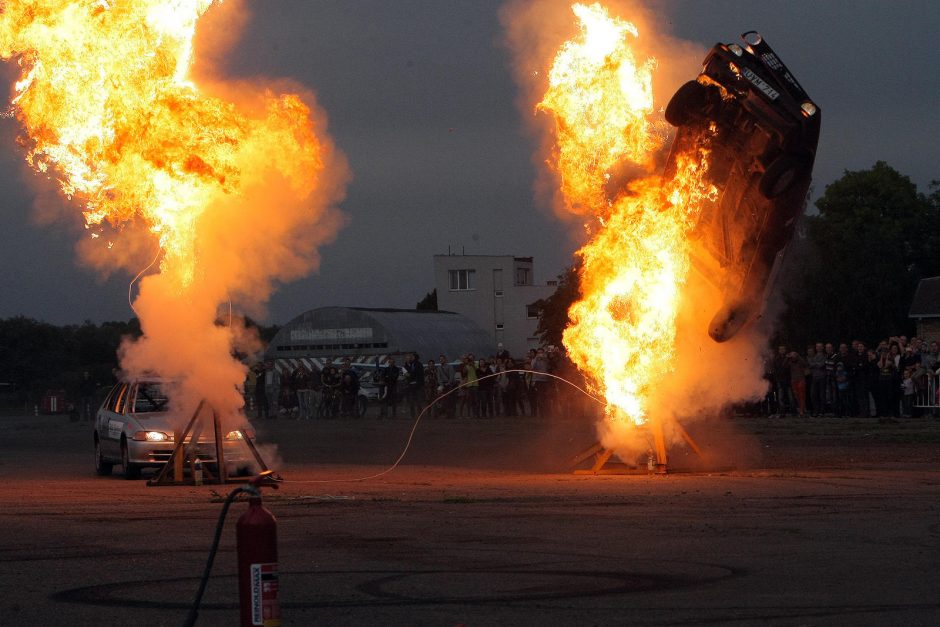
[433,254,557,358]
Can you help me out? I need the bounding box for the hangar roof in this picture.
[910,276,940,318]
[266,307,495,361]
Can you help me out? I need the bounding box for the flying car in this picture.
[663,31,820,341]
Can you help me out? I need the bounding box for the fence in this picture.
[915,374,939,410]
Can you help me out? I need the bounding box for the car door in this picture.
[99,382,130,459]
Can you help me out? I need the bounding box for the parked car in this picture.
[663,31,820,341]
[94,378,256,479]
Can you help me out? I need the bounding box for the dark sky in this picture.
[1,0,937,325]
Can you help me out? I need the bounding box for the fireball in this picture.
[1,0,325,288]
[1,1,345,420]
[537,3,713,444]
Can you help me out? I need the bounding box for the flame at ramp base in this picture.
[148,400,280,487]
[568,417,704,475]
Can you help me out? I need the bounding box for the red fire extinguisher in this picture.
[237,493,281,626]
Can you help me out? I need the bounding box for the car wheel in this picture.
[708,302,752,343]
[94,435,113,476]
[759,153,810,199]
[121,439,141,480]
[665,80,711,127]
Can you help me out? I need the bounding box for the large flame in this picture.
[2,1,346,420]
[537,3,713,434]
[1,0,326,288]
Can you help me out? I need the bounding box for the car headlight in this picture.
[132,431,171,442]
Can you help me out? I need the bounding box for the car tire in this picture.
[759,153,810,199]
[95,436,113,476]
[121,439,141,480]
[665,80,711,127]
[708,302,752,343]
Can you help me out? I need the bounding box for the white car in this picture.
[94,378,255,479]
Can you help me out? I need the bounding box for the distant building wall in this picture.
[915,319,940,344]
[910,276,940,344]
[434,254,556,358]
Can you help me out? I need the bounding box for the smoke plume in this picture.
[1,1,349,430]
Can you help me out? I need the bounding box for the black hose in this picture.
[183,485,255,627]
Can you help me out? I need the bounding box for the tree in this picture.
[0,317,143,403]
[533,262,581,348]
[779,162,940,344]
[416,288,437,311]
[242,317,280,343]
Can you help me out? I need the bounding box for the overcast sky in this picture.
[1,0,937,326]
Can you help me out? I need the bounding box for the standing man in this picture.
[380,358,399,418]
[531,348,550,417]
[823,342,837,414]
[254,363,269,420]
[79,371,97,422]
[461,355,480,418]
[772,345,792,415]
[852,342,873,417]
[788,351,808,417]
[436,354,456,418]
[403,352,424,419]
[808,343,827,417]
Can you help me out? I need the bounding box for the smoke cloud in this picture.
[1,1,349,434]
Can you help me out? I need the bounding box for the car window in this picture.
[133,382,169,414]
[101,384,119,412]
[110,383,129,414]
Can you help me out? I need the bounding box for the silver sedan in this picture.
[94,378,256,479]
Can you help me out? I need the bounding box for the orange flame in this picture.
[2,2,347,420]
[1,0,325,288]
[538,3,714,430]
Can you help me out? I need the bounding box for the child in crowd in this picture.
[901,367,915,417]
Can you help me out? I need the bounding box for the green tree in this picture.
[416,288,437,311]
[533,262,581,348]
[0,317,142,403]
[0,317,66,400]
[779,162,940,344]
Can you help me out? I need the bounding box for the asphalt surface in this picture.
[1,410,939,626]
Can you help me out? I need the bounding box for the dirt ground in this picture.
[1,410,938,626]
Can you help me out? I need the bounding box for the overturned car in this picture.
[664,31,820,341]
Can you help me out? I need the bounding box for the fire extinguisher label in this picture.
[250,562,280,626]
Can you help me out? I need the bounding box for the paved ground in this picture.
[1,411,938,626]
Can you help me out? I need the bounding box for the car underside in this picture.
[663,31,820,342]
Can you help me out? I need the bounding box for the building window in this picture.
[496,324,504,330]
[449,269,476,290]
[526,303,540,319]
[516,267,531,286]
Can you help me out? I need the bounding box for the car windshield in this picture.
[133,382,169,414]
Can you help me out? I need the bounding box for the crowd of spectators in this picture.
[764,336,940,419]
[245,344,586,420]
[245,335,940,422]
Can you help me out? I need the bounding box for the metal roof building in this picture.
[910,276,940,342]
[265,307,495,373]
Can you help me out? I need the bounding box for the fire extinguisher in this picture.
[237,490,281,627]
[185,470,282,627]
